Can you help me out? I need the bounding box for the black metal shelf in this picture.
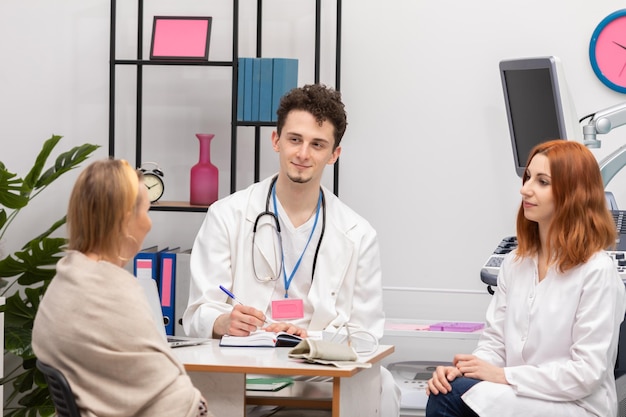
[108,0,341,209]
[241,0,342,194]
[109,0,240,197]
[237,121,277,127]
[149,201,209,213]
[114,59,233,67]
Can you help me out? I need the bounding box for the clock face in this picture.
[143,173,164,203]
[590,10,626,93]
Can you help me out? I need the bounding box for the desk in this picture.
[174,341,394,417]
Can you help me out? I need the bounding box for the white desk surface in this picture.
[174,340,394,377]
[173,341,395,417]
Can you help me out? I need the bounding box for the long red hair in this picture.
[516,140,616,272]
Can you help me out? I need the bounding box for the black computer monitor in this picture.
[499,56,581,177]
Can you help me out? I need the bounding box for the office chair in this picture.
[36,359,81,417]
[615,319,626,417]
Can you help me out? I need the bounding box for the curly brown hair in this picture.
[276,84,347,150]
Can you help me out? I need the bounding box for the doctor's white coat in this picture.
[182,175,385,339]
[463,251,626,417]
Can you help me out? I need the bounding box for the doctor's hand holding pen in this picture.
[216,285,308,338]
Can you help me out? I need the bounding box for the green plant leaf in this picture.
[4,293,36,329]
[0,165,28,210]
[14,360,36,393]
[18,385,52,408]
[0,237,66,282]
[17,239,65,286]
[25,217,66,249]
[5,326,34,358]
[35,142,100,189]
[0,136,98,415]
[22,135,62,192]
[0,208,7,231]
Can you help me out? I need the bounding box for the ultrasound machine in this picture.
[481,56,626,417]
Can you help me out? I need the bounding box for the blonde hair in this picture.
[67,158,142,259]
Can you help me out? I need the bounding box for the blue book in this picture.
[271,58,298,122]
[237,58,245,121]
[251,58,262,121]
[243,57,254,121]
[259,58,274,122]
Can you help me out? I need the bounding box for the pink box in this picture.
[428,322,485,332]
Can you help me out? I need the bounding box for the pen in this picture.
[219,285,245,306]
[219,285,273,325]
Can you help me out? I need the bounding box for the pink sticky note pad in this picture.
[271,299,304,320]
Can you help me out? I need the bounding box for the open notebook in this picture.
[137,276,210,348]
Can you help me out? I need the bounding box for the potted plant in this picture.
[0,135,99,416]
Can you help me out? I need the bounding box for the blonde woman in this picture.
[33,159,211,417]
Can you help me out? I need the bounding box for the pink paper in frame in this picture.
[150,16,212,60]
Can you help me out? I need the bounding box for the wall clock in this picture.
[589,9,626,93]
[139,162,165,203]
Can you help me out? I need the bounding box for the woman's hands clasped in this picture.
[426,365,462,396]
[426,354,507,396]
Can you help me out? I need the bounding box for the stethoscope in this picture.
[251,175,326,284]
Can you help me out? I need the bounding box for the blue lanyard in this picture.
[272,184,322,298]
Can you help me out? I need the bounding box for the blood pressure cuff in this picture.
[288,338,371,368]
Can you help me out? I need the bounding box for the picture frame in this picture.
[150,16,212,60]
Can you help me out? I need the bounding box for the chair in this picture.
[615,319,626,417]
[36,359,81,417]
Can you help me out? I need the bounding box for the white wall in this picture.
[3,0,626,325]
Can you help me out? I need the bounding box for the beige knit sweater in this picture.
[33,251,207,417]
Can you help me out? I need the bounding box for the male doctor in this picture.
[183,84,400,416]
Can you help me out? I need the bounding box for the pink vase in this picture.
[190,133,219,205]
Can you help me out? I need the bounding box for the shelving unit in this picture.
[108,0,342,211]
[241,0,343,195]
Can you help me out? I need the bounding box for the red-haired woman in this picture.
[426,140,626,417]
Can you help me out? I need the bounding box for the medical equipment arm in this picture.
[582,102,626,187]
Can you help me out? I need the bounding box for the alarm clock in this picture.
[139,162,165,203]
[589,9,626,93]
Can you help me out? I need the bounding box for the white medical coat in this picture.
[463,250,626,417]
[182,175,385,339]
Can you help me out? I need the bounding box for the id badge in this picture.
[271,298,304,320]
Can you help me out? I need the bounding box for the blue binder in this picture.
[271,58,298,122]
[251,58,262,121]
[159,248,179,335]
[133,246,160,284]
[259,58,274,122]
[243,57,254,121]
[237,58,246,121]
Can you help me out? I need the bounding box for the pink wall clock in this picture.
[590,9,626,93]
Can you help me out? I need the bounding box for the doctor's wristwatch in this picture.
[139,162,165,203]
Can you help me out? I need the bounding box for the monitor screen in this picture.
[499,57,581,177]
